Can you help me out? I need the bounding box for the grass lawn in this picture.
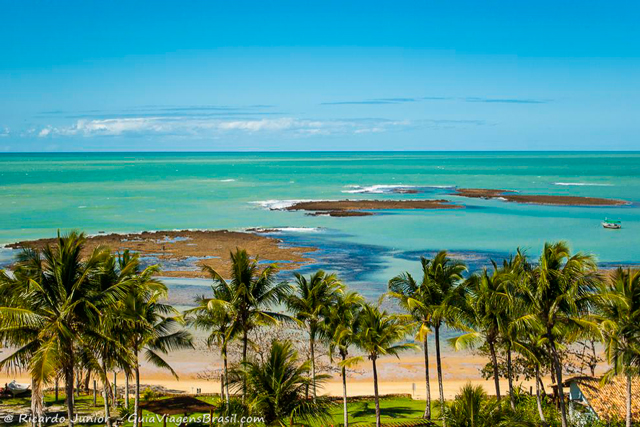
[0,393,442,426]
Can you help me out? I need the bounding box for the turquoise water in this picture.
[1,152,639,298]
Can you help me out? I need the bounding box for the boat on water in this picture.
[6,380,30,396]
[602,219,622,229]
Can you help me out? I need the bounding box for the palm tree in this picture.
[354,303,415,427]
[446,384,499,427]
[117,271,193,425]
[203,249,290,400]
[418,251,467,426]
[185,283,238,408]
[286,270,343,401]
[322,291,364,427]
[388,256,441,419]
[596,268,640,427]
[524,241,600,427]
[449,266,509,402]
[0,231,124,427]
[231,340,333,426]
[90,251,142,425]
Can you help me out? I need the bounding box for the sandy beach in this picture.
[0,352,550,400]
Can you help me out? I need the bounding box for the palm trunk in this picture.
[30,378,43,427]
[102,361,112,427]
[341,352,349,427]
[627,372,632,427]
[83,370,91,392]
[242,329,248,403]
[64,350,75,427]
[112,371,117,408]
[134,349,141,427]
[435,324,446,427]
[488,340,501,401]
[310,335,317,402]
[372,356,381,427]
[422,334,432,419]
[223,349,230,408]
[507,345,514,409]
[125,373,130,409]
[535,365,547,426]
[550,340,568,427]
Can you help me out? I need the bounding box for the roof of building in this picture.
[564,376,640,421]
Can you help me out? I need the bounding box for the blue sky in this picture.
[1,0,639,151]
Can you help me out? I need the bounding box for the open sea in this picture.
[1,151,639,302]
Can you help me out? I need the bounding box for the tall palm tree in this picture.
[0,231,124,427]
[449,266,510,401]
[354,303,415,427]
[524,241,600,427]
[231,340,333,426]
[596,268,640,427]
[90,251,142,426]
[117,270,193,425]
[286,270,343,401]
[420,251,467,426]
[388,256,441,419]
[185,281,238,408]
[322,291,364,427]
[203,249,290,400]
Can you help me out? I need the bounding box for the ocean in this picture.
[1,151,639,301]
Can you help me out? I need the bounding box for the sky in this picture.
[0,0,639,152]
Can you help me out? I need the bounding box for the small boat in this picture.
[602,219,622,229]
[6,380,30,396]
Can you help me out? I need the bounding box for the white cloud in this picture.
[0,127,10,137]
[34,116,481,139]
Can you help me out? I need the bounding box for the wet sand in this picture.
[285,199,462,216]
[6,230,316,278]
[455,188,628,206]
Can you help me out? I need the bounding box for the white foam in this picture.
[252,199,326,210]
[218,179,236,182]
[553,182,613,187]
[251,227,322,233]
[342,184,454,194]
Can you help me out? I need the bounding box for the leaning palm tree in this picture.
[185,281,238,408]
[287,270,343,401]
[524,241,600,427]
[231,340,333,426]
[596,268,640,427]
[203,249,291,400]
[322,290,364,427]
[0,231,124,427]
[117,270,193,425]
[354,303,415,427]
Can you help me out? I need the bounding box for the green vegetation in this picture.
[2,231,640,426]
